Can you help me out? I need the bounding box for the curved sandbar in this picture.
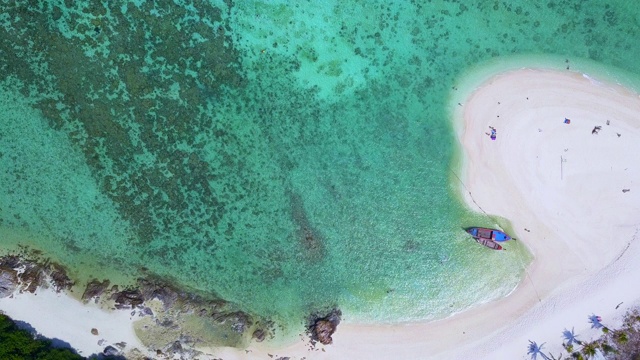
[451,68,640,359]
[212,68,640,359]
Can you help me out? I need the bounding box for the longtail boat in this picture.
[474,237,503,250]
[466,227,512,242]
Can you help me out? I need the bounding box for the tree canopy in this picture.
[0,314,84,360]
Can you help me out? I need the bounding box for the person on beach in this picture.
[486,126,497,140]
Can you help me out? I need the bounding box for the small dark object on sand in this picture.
[616,302,624,309]
[617,133,621,137]
[592,126,602,135]
[606,120,610,125]
[622,189,630,193]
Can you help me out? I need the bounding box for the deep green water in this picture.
[1,0,640,336]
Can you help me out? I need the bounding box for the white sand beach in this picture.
[447,68,640,359]
[2,68,640,360]
[0,286,150,358]
[216,68,640,359]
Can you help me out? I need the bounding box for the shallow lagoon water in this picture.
[1,0,639,337]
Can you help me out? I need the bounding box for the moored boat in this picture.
[466,227,512,242]
[474,237,503,250]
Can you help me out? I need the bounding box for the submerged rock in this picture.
[212,311,252,334]
[309,309,342,345]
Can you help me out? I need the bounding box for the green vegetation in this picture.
[539,309,640,359]
[0,314,83,360]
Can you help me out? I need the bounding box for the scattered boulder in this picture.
[309,309,342,345]
[91,328,99,335]
[82,279,110,302]
[0,267,18,297]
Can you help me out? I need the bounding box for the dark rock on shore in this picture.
[112,289,145,309]
[0,256,22,269]
[137,277,181,309]
[82,279,110,302]
[0,256,73,293]
[252,328,266,342]
[0,254,266,353]
[0,266,18,297]
[20,262,44,293]
[308,309,342,345]
[212,311,252,333]
[47,262,74,291]
[103,345,120,356]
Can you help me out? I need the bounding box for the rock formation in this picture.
[82,279,110,302]
[0,256,73,293]
[0,267,18,297]
[308,309,342,345]
[252,328,266,342]
[0,254,269,354]
[111,289,145,309]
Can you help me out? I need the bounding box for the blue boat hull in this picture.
[466,227,512,242]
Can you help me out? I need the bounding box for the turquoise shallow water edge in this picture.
[1,0,640,339]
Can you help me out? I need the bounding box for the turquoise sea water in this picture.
[1,0,640,338]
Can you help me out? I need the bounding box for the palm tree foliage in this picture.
[528,340,552,360]
[563,328,582,346]
[580,341,598,358]
[588,314,604,329]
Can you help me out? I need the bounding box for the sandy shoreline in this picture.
[2,67,640,360]
[0,285,150,358]
[448,68,640,358]
[234,68,640,359]
[210,68,640,359]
